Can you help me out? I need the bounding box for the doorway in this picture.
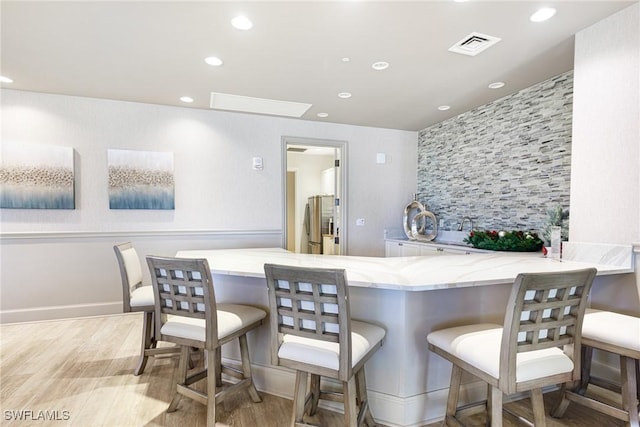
[282,136,347,255]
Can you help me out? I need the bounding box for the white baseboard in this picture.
[0,302,121,324]
[245,359,577,427]
[230,358,489,427]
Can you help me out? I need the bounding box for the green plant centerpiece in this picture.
[463,230,544,252]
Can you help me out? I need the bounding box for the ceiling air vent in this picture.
[448,32,501,57]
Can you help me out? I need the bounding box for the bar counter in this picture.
[175,246,634,427]
[176,246,631,290]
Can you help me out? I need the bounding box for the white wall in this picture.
[570,3,640,315]
[0,89,417,322]
[570,3,639,245]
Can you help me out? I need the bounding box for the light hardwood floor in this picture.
[0,314,625,426]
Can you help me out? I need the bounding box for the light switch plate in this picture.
[252,157,263,170]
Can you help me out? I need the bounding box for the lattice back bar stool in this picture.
[147,256,266,427]
[428,268,596,427]
[552,309,640,427]
[114,242,181,375]
[264,263,386,427]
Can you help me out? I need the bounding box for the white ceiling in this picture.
[1,1,635,131]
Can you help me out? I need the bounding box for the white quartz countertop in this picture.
[175,247,633,291]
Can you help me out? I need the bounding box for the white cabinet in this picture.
[440,246,473,255]
[385,240,423,257]
[419,245,444,256]
[385,241,440,257]
[385,240,474,257]
[323,235,338,255]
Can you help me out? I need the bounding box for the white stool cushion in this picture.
[427,323,574,383]
[277,320,386,371]
[160,303,266,343]
[582,309,640,353]
[130,285,155,308]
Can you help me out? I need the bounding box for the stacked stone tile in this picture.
[417,71,573,233]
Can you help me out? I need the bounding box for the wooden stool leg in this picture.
[135,311,154,376]
[485,384,492,427]
[206,349,218,427]
[292,371,309,427]
[149,313,157,349]
[167,346,190,412]
[620,356,640,427]
[552,346,593,418]
[356,368,376,427]
[444,365,463,426]
[343,376,358,427]
[636,359,640,402]
[530,388,547,427]
[578,346,594,395]
[183,347,197,370]
[214,347,222,387]
[239,334,262,403]
[489,386,503,427]
[309,374,321,416]
[550,382,571,418]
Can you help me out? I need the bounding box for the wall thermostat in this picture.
[252,157,263,170]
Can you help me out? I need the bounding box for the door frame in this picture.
[281,136,348,255]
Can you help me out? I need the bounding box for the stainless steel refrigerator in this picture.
[304,195,334,254]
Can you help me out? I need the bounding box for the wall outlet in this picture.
[439,219,444,228]
[356,218,365,226]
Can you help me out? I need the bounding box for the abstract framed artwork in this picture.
[0,143,75,209]
[108,149,175,210]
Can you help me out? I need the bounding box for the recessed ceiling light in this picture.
[338,92,352,99]
[180,96,194,103]
[438,105,451,111]
[341,57,351,63]
[0,76,14,83]
[488,81,505,89]
[204,56,223,67]
[371,61,389,71]
[232,15,253,30]
[453,0,469,3]
[317,113,329,118]
[530,7,556,22]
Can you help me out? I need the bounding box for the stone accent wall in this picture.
[417,71,573,234]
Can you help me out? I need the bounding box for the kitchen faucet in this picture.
[458,216,473,231]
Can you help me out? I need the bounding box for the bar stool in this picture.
[428,268,596,427]
[264,263,386,427]
[114,242,180,375]
[147,256,266,427]
[552,309,640,427]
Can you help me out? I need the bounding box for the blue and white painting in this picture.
[0,143,75,209]
[108,149,174,210]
